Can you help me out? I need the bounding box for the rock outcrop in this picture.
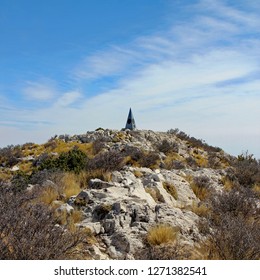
[1,129,236,259]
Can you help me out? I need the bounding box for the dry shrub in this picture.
[232,152,260,187]
[194,154,208,168]
[221,176,235,191]
[200,215,260,260]
[87,150,125,172]
[147,224,178,246]
[197,186,260,259]
[135,242,191,260]
[157,140,179,154]
[0,188,89,259]
[140,151,160,169]
[123,146,160,169]
[92,139,106,154]
[186,156,198,169]
[210,187,258,220]
[191,185,209,200]
[162,181,178,200]
[55,209,83,227]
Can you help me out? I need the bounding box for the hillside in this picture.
[0,129,259,260]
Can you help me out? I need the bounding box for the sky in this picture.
[0,0,259,158]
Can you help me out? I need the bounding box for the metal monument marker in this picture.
[125,108,136,130]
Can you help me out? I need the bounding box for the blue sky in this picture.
[0,0,259,158]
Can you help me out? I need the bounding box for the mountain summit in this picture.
[0,129,259,260]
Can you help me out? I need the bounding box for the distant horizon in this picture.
[0,0,259,159]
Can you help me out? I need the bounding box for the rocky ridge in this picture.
[1,128,251,259]
[50,129,230,259]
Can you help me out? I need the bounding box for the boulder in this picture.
[75,190,92,206]
[89,178,114,189]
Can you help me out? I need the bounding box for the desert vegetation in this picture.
[0,129,259,260]
[0,187,90,259]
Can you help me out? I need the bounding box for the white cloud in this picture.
[74,47,137,80]
[23,80,57,101]
[1,0,259,158]
[55,91,82,107]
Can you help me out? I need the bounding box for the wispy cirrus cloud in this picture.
[55,91,82,107]
[23,80,57,101]
[73,47,138,81]
[1,0,259,157]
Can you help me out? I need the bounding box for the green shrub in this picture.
[39,148,88,174]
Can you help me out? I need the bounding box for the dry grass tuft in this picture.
[252,183,260,198]
[71,210,83,224]
[191,176,211,200]
[133,170,143,178]
[59,173,81,200]
[147,224,178,246]
[191,202,210,217]
[164,153,183,170]
[162,181,178,200]
[86,169,111,183]
[145,187,165,203]
[191,185,209,200]
[221,176,235,191]
[38,186,59,205]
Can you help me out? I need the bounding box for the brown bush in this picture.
[0,145,22,167]
[139,151,160,169]
[0,188,88,259]
[204,214,260,260]
[231,152,260,187]
[199,186,260,259]
[87,150,125,172]
[157,140,179,154]
[210,187,258,220]
[135,240,191,260]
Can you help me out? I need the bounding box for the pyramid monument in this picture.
[125,108,136,130]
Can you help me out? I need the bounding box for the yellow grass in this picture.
[39,186,59,205]
[222,176,234,191]
[145,187,164,203]
[194,154,208,168]
[164,152,183,169]
[162,181,178,200]
[133,170,143,178]
[252,184,260,198]
[147,224,178,246]
[0,171,12,181]
[191,202,210,217]
[71,210,83,224]
[191,184,209,200]
[81,169,112,185]
[59,172,81,200]
[19,162,33,174]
